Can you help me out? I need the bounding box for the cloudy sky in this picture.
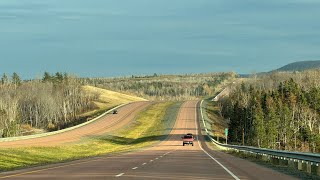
[0,0,319,78]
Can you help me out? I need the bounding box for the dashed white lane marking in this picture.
[142,163,147,166]
[116,173,124,177]
[160,156,163,158]
[132,167,138,170]
[155,158,159,160]
[150,160,154,162]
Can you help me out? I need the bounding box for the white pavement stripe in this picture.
[116,173,124,177]
[142,163,147,165]
[197,100,240,180]
[132,167,138,170]
[150,160,154,162]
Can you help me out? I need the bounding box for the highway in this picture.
[0,102,150,148]
[0,101,296,179]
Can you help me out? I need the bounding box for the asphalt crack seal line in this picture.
[197,100,240,180]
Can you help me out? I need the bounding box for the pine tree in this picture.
[1,73,9,85]
[12,72,21,87]
[55,72,64,83]
[43,72,52,82]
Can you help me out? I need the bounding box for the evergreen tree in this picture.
[55,72,64,83]
[1,73,9,85]
[43,72,52,82]
[12,72,21,86]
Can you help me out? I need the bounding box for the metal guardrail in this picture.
[200,100,320,165]
[0,104,127,142]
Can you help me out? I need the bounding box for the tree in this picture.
[1,73,9,85]
[55,72,64,83]
[42,72,52,82]
[253,100,266,148]
[12,72,21,87]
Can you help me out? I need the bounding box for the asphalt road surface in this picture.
[0,102,150,148]
[0,101,296,179]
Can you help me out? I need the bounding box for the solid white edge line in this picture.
[116,173,125,177]
[197,100,240,180]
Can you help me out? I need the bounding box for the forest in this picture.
[0,72,98,137]
[220,70,320,153]
[82,72,236,100]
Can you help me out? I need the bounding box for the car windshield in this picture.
[184,135,192,138]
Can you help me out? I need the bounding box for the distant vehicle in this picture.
[113,110,118,114]
[182,134,195,146]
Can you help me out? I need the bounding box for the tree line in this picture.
[82,73,236,100]
[0,72,99,137]
[221,71,320,153]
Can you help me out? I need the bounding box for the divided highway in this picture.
[0,102,150,148]
[0,101,296,179]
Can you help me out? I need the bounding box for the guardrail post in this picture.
[312,164,320,176]
[306,163,312,174]
[298,161,303,171]
[256,154,263,161]
[302,162,308,172]
[261,155,270,162]
[288,160,298,170]
[271,156,280,165]
[279,158,288,166]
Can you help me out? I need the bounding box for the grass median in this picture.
[0,101,181,172]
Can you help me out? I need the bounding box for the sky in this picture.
[0,0,319,78]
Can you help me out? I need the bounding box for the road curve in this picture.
[0,101,296,179]
[0,102,151,148]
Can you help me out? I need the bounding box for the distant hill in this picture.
[273,60,320,72]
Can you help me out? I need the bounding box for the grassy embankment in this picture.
[53,85,148,131]
[80,85,147,117]
[202,99,227,142]
[0,101,181,172]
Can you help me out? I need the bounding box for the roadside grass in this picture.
[19,86,147,135]
[202,100,227,142]
[0,102,181,172]
[80,85,147,117]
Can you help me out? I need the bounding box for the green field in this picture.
[0,102,181,172]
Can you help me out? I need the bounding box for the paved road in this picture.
[0,102,150,148]
[0,101,296,179]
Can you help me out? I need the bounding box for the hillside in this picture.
[273,60,320,72]
[84,73,237,101]
[81,85,147,116]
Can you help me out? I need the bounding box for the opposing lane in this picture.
[0,101,296,179]
[0,102,150,148]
